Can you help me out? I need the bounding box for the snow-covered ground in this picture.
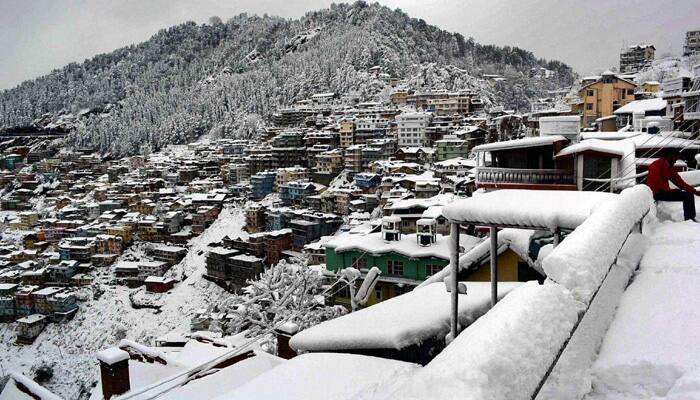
[583,220,700,400]
[0,206,246,399]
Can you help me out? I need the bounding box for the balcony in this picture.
[475,167,576,190]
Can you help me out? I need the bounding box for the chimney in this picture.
[275,322,299,360]
[97,347,131,399]
[416,218,437,246]
[381,216,401,241]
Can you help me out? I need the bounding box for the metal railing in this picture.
[476,167,575,186]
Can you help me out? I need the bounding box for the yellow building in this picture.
[642,81,660,94]
[314,149,344,175]
[339,120,355,148]
[390,90,409,106]
[579,71,636,128]
[107,225,133,244]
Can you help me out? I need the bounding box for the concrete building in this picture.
[579,71,636,128]
[684,29,700,56]
[619,44,655,73]
[397,112,432,148]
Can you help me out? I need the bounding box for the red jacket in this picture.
[646,158,696,195]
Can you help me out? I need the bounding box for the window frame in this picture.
[387,260,404,276]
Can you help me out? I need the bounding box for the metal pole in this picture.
[450,222,460,339]
[552,227,561,247]
[490,225,498,307]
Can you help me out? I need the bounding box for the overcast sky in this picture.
[1,0,698,90]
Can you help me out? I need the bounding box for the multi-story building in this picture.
[313,149,344,185]
[250,171,277,200]
[138,261,169,277]
[58,238,95,263]
[339,120,355,148]
[14,285,38,317]
[397,112,432,148]
[275,166,309,190]
[354,117,387,144]
[579,71,636,128]
[205,246,265,290]
[264,229,293,266]
[47,261,78,283]
[270,147,306,169]
[306,144,332,171]
[149,245,187,266]
[619,44,655,74]
[684,29,700,56]
[32,287,62,314]
[271,131,304,148]
[662,76,693,119]
[16,314,47,344]
[344,145,365,173]
[390,89,409,106]
[279,181,319,206]
[683,75,700,122]
[224,163,250,184]
[245,204,267,233]
[435,135,471,161]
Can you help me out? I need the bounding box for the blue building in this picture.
[279,181,318,206]
[266,209,291,231]
[354,173,382,190]
[250,171,277,200]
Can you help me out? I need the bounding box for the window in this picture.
[374,287,382,300]
[627,89,634,96]
[586,90,594,97]
[586,103,593,110]
[387,260,404,276]
[351,256,367,269]
[425,264,443,277]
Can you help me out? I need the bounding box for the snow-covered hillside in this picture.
[0,2,574,156]
[635,53,700,84]
[0,206,246,399]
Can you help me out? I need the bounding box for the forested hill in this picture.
[0,1,575,156]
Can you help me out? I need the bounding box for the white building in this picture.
[396,112,432,148]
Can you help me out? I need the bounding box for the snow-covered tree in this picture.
[223,258,346,337]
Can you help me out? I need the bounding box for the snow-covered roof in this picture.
[472,135,568,152]
[291,281,522,352]
[220,353,419,400]
[613,98,667,115]
[0,373,62,400]
[443,190,617,230]
[386,193,454,211]
[385,282,582,399]
[159,352,284,400]
[580,131,640,141]
[557,138,637,190]
[17,314,47,324]
[556,139,628,157]
[433,157,476,168]
[324,232,481,261]
[623,133,700,150]
[419,228,537,288]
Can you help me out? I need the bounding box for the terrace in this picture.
[472,135,576,190]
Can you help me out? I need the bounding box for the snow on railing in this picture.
[395,186,654,400]
[532,185,654,399]
[542,185,653,303]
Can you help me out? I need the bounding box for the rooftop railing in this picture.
[475,167,575,187]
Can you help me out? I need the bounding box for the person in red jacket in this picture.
[646,152,700,221]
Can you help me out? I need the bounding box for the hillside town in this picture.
[1,4,700,400]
